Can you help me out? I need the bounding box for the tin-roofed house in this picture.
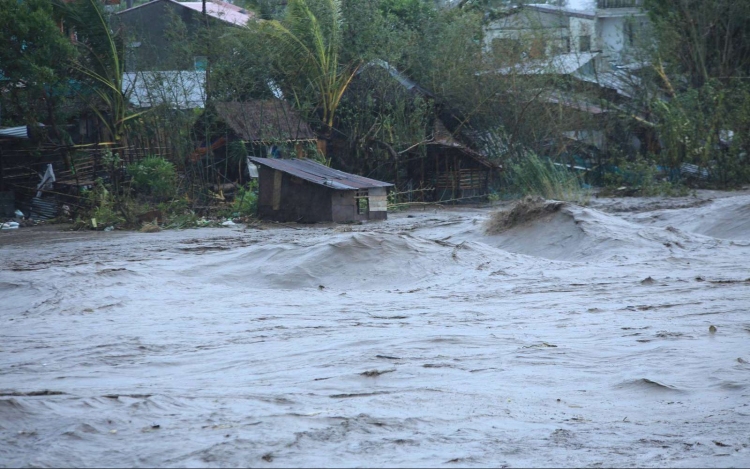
[214,100,317,158]
[190,100,317,184]
[250,158,393,223]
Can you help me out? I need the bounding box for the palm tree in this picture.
[261,0,359,135]
[58,0,146,147]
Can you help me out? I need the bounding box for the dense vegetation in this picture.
[1,0,749,228]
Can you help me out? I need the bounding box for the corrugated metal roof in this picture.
[542,92,608,114]
[428,120,498,168]
[123,71,206,109]
[573,68,640,98]
[527,3,596,19]
[250,158,393,190]
[215,101,316,142]
[494,52,600,76]
[117,0,254,26]
[357,60,435,98]
[181,1,254,26]
[0,126,30,139]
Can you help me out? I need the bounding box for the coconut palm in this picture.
[57,0,146,146]
[260,0,359,134]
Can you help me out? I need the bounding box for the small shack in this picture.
[250,157,393,223]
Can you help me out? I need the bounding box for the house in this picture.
[213,100,316,151]
[484,1,649,68]
[116,0,255,72]
[250,157,393,223]
[192,99,316,169]
[336,60,500,203]
[483,1,651,158]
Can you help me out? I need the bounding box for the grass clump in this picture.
[503,152,589,203]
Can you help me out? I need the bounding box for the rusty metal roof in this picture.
[215,101,316,143]
[250,158,393,190]
[117,0,254,26]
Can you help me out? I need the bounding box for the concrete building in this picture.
[484,0,649,67]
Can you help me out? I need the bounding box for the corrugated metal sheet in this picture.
[494,52,600,76]
[182,1,254,25]
[429,120,497,168]
[574,68,640,98]
[358,60,435,98]
[117,0,254,26]
[0,126,30,139]
[251,158,393,191]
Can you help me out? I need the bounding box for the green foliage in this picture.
[58,0,148,144]
[503,152,589,203]
[0,0,77,131]
[602,157,688,197]
[78,180,126,229]
[127,156,177,199]
[231,181,259,217]
[645,0,750,87]
[258,0,360,132]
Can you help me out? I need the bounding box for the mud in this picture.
[1,192,749,467]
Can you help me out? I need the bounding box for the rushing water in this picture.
[1,195,749,467]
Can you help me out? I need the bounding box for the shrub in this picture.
[503,152,589,203]
[231,181,258,217]
[603,157,689,196]
[77,180,125,229]
[126,156,177,200]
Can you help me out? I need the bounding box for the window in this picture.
[553,37,571,54]
[579,35,591,52]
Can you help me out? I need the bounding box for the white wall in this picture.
[598,17,625,55]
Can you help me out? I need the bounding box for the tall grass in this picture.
[503,152,589,204]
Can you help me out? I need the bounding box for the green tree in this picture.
[0,0,76,135]
[58,0,146,146]
[259,0,359,133]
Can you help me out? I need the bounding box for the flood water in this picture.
[1,192,749,467]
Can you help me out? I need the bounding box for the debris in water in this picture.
[709,325,717,333]
[0,390,65,397]
[361,369,395,377]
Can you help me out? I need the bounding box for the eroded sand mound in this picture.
[482,200,720,261]
[183,232,522,290]
[485,196,565,234]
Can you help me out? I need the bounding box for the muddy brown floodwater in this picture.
[1,191,750,467]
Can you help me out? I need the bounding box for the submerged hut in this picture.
[250,157,393,223]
